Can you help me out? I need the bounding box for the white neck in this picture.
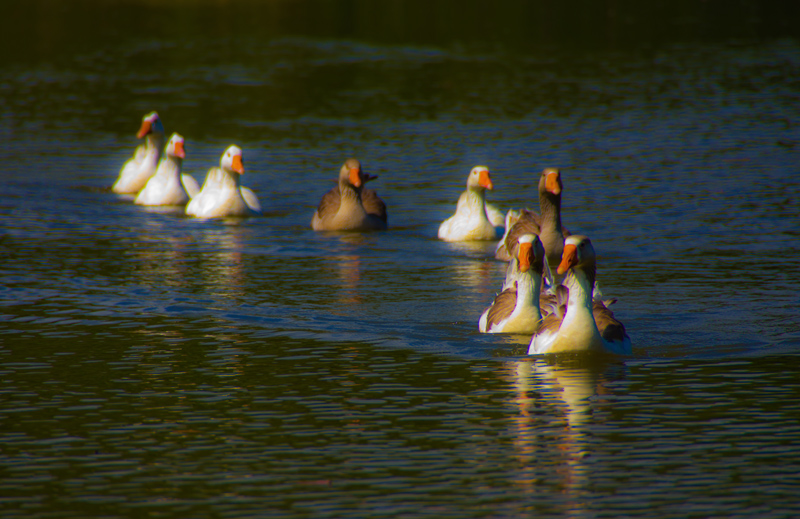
[515,266,543,322]
[463,188,488,219]
[560,268,602,343]
[142,133,163,169]
[155,155,182,180]
[220,168,242,190]
[502,257,519,290]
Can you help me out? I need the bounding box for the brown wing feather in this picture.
[537,311,563,336]
[315,185,341,223]
[362,188,387,223]
[486,285,518,330]
[539,284,567,319]
[592,301,628,343]
[538,291,558,317]
[497,210,570,261]
[504,210,541,256]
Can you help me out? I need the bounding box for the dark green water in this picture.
[2,1,800,517]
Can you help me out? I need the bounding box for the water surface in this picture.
[2,1,800,517]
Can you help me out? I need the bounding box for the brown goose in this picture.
[479,234,546,334]
[311,158,387,231]
[496,167,570,269]
[528,235,631,355]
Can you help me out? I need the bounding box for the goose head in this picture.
[517,233,546,277]
[220,145,244,174]
[538,167,562,201]
[466,166,493,192]
[557,235,595,275]
[165,133,185,159]
[338,158,378,189]
[136,111,165,139]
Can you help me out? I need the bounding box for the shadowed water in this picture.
[2,1,800,517]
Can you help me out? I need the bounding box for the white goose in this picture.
[479,234,546,334]
[112,111,165,195]
[438,166,502,242]
[135,133,198,206]
[185,145,262,218]
[528,235,631,355]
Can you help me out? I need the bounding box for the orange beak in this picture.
[173,141,185,159]
[518,242,532,273]
[136,120,152,139]
[479,170,493,190]
[557,243,578,275]
[231,154,244,174]
[349,167,362,188]
[545,170,561,196]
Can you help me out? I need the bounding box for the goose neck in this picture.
[517,265,543,321]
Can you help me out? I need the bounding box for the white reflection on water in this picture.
[445,260,502,309]
[192,223,252,301]
[505,357,623,515]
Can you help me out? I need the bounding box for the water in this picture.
[2,1,800,517]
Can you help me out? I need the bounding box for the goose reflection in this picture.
[192,225,251,301]
[448,259,502,293]
[505,356,624,514]
[127,228,194,289]
[330,254,362,306]
[439,240,506,295]
[324,233,373,309]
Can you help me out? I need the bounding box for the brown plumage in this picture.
[497,167,570,269]
[361,187,387,225]
[484,287,519,331]
[593,300,628,343]
[311,158,387,231]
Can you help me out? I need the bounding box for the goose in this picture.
[457,189,505,228]
[496,167,570,269]
[479,234,546,334]
[185,145,262,218]
[528,235,631,355]
[438,166,501,242]
[311,158,387,231]
[112,111,165,194]
[501,236,555,293]
[134,133,197,206]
